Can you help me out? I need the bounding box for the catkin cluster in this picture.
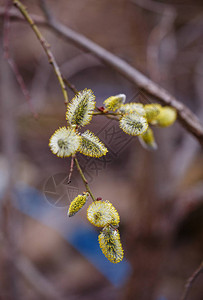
[49,88,177,263]
[68,197,124,263]
[49,89,108,158]
[103,94,177,150]
[87,200,123,263]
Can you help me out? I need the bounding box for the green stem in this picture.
[74,157,96,201]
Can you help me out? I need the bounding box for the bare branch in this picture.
[12,1,69,105]
[1,6,203,145]
[3,1,38,118]
[39,0,53,22]
[131,0,175,16]
[180,260,203,300]
[15,254,66,300]
[74,157,96,201]
[63,77,78,94]
[140,1,177,82]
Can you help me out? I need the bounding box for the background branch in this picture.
[15,254,66,300]
[12,0,68,105]
[3,1,37,118]
[1,6,203,145]
[181,260,203,300]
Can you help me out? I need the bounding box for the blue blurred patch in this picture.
[13,184,132,286]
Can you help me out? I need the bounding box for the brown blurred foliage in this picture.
[0,0,203,300]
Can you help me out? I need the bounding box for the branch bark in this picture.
[1,7,203,146]
[180,260,203,300]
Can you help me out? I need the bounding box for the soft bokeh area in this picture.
[0,1,203,299]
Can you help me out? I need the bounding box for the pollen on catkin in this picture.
[66,89,96,127]
[103,94,126,111]
[68,192,89,217]
[151,106,177,127]
[98,225,124,263]
[119,113,148,136]
[139,127,157,150]
[79,130,108,157]
[49,127,81,157]
[144,103,162,122]
[87,200,120,227]
[119,103,146,116]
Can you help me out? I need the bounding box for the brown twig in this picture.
[74,157,96,201]
[12,0,68,105]
[92,111,121,116]
[3,0,38,118]
[15,254,66,300]
[63,77,78,94]
[68,155,75,184]
[1,6,203,145]
[31,2,203,147]
[180,260,203,300]
[131,0,174,15]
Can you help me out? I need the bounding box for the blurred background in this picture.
[0,0,203,299]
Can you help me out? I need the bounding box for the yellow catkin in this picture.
[79,130,108,158]
[119,113,148,136]
[144,103,162,122]
[98,226,124,263]
[103,94,126,111]
[152,106,177,127]
[66,89,96,127]
[139,127,157,150]
[87,200,120,227]
[68,193,89,217]
[49,127,81,157]
[119,103,146,116]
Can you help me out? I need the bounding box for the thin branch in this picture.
[68,155,75,184]
[12,0,68,105]
[180,260,203,300]
[131,0,175,16]
[36,3,203,147]
[63,77,78,94]
[15,254,66,300]
[74,157,96,201]
[3,1,37,118]
[92,111,121,116]
[0,7,46,25]
[1,6,203,145]
[60,53,102,79]
[147,10,176,82]
[39,0,53,22]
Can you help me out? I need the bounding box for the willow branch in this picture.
[74,157,96,201]
[12,0,68,104]
[180,260,203,300]
[2,6,203,145]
